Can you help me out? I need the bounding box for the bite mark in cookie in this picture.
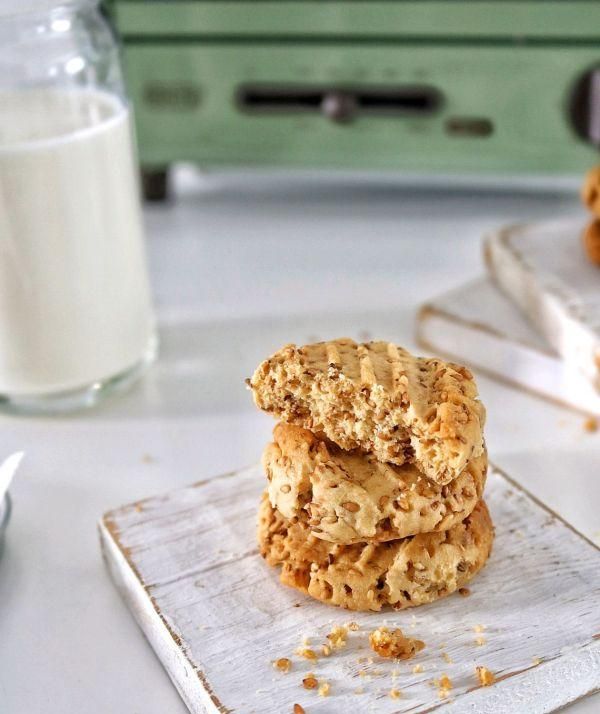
[250,338,485,484]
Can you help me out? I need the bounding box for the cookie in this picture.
[582,220,600,267]
[263,423,487,544]
[250,338,485,484]
[581,166,600,217]
[258,494,494,612]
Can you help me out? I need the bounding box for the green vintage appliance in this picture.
[106,1,600,198]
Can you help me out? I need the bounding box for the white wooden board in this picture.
[417,277,600,416]
[99,463,600,714]
[485,218,600,393]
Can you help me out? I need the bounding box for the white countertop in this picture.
[0,170,598,714]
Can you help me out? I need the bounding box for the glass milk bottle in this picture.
[0,1,156,413]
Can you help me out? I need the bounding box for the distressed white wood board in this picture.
[99,464,600,714]
[485,218,600,393]
[416,277,600,416]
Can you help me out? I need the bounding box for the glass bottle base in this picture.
[0,337,157,416]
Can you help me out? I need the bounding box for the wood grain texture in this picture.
[485,218,600,393]
[99,464,600,714]
[416,277,600,416]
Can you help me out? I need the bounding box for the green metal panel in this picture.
[112,2,599,41]
[123,42,600,174]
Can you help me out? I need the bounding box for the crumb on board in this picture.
[475,636,486,646]
[354,687,364,695]
[389,688,402,699]
[434,674,453,699]
[369,627,425,660]
[274,658,292,673]
[532,657,542,666]
[583,417,598,432]
[474,624,485,633]
[321,644,331,657]
[298,648,318,661]
[327,625,348,649]
[302,675,318,690]
[347,621,360,631]
[301,636,311,646]
[476,666,496,686]
[439,675,452,690]
[318,681,330,697]
[412,664,423,674]
[293,704,305,714]
[293,603,301,608]
[442,651,453,663]
[459,587,471,597]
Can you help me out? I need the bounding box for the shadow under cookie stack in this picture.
[249,338,493,612]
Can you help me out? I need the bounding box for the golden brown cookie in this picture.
[258,494,494,612]
[581,166,600,217]
[582,219,600,267]
[250,338,485,484]
[263,423,487,544]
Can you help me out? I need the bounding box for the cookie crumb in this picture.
[475,636,486,646]
[412,664,423,674]
[369,627,425,660]
[274,658,292,673]
[327,626,348,649]
[302,675,318,690]
[474,624,485,633]
[318,681,330,697]
[301,636,311,646]
[389,688,402,699]
[293,705,305,714]
[321,644,331,657]
[298,649,318,661]
[347,621,360,631]
[584,417,598,432]
[476,666,496,686]
[442,651,453,663]
[439,675,452,690]
[458,587,471,597]
[532,657,542,665]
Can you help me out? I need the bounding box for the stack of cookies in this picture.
[249,338,493,612]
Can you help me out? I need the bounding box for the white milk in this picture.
[0,89,155,396]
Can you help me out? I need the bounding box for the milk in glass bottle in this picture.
[0,0,156,412]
